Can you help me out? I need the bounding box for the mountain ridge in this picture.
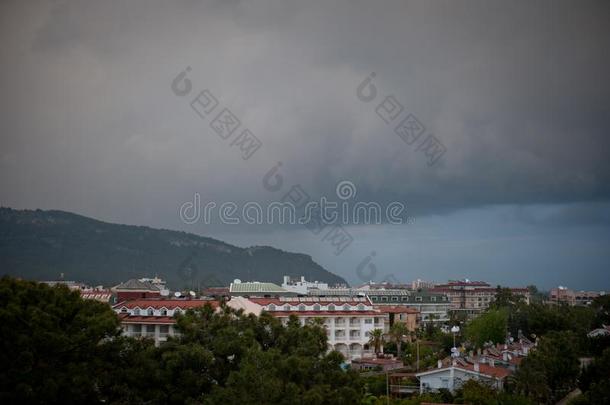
[0,207,347,289]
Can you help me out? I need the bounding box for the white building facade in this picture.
[249,296,387,360]
[113,299,219,346]
[416,363,510,393]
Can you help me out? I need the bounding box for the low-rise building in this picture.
[431,280,530,318]
[229,280,295,297]
[113,298,218,345]
[416,339,534,393]
[549,286,604,306]
[281,275,329,295]
[365,289,451,325]
[308,288,451,325]
[351,357,404,372]
[80,289,114,303]
[112,279,161,301]
[248,296,386,360]
[416,360,511,393]
[375,306,419,332]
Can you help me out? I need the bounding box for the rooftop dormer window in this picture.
[268,304,276,311]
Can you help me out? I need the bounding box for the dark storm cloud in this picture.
[0,0,609,229]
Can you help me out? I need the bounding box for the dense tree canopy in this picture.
[0,277,362,404]
[465,309,508,348]
[513,331,580,404]
[2,276,610,405]
[0,276,121,403]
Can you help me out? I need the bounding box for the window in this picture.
[365,318,373,324]
[160,308,168,316]
[120,307,128,313]
[431,296,437,302]
[371,296,378,302]
[147,308,154,316]
[284,304,290,311]
[416,296,423,302]
[357,304,365,310]
[133,308,141,316]
[268,304,276,311]
[381,297,389,302]
[159,325,169,334]
[174,309,181,315]
[328,304,335,311]
[299,304,306,311]
[313,304,321,311]
[391,297,399,301]
[401,296,409,301]
[343,304,350,311]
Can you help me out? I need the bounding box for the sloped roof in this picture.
[113,279,160,291]
[416,363,512,380]
[375,306,419,314]
[114,299,218,310]
[249,296,371,305]
[230,282,287,294]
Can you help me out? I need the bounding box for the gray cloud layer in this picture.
[1,0,609,287]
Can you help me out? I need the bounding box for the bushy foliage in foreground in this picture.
[0,277,361,404]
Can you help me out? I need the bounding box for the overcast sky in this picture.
[1,0,609,289]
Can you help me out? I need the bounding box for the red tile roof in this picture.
[80,290,113,301]
[375,306,419,314]
[352,357,404,365]
[267,310,381,316]
[418,363,512,380]
[250,297,371,306]
[118,315,177,324]
[114,299,219,310]
[469,363,512,379]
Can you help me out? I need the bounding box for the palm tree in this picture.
[368,328,384,355]
[388,322,410,358]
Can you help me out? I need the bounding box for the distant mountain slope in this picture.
[0,208,347,289]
